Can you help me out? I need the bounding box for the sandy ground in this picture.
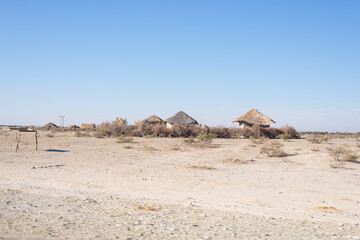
[0,130,360,239]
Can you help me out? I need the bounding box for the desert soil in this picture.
[0,131,360,239]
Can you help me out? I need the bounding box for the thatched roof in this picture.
[141,115,165,125]
[81,123,96,129]
[232,109,275,126]
[166,111,198,126]
[43,122,58,130]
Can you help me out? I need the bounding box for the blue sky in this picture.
[1,1,359,132]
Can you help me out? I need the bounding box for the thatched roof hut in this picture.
[43,122,58,130]
[81,123,96,129]
[165,111,198,128]
[141,115,165,125]
[232,109,275,128]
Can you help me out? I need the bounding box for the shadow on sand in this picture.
[45,149,70,153]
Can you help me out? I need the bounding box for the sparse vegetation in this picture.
[223,158,252,165]
[183,136,196,144]
[75,131,91,137]
[188,165,216,170]
[123,145,133,149]
[260,141,287,157]
[250,136,268,145]
[197,133,216,143]
[116,135,133,143]
[307,134,328,144]
[327,145,359,167]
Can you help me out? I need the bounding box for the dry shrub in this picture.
[327,146,347,162]
[327,145,359,163]
[46,133,54,138]
[197,133,216,143]
[94,121,299,140]
[183,136,196,144]
[123,145,133,149]
[281,125,300,139]
[307,134,329,144]
[311,147,320,152]
[96,122,128,137]
[94,131,108,138]
[260,140,287,157]
[143,145,159,151]
[116,135,133,143]
[209,127,231,138]
[250,136,268,145]
[345,152,359,162]
[75,131,91,137]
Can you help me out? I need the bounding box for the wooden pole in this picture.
[15,131,20,152]
[35,131,38,151]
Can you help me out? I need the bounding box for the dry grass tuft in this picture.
[260,141,287,157]
[142,145,159,152]
[223,158,252,165]
[197,133,217,143]
[116,135,134,143]
[188,165,216,170]
[75,131,91,137]
[307,135,328,144]
[311,147,320,152]
[249,136,268,145]
[183,137,196,144]
[46,133,54,138]
[170,145,181,151]
[309,206,343,212]
[135,205,160,211]
[123,145,133,149]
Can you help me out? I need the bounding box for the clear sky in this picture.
[1,1,359,132]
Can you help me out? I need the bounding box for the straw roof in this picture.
[43,122,58,130]
[141,115,165,125]
[166,111,198,126]
[232,109,275,126]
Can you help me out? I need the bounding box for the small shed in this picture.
[232,109,275,128]
[165,111,198,128]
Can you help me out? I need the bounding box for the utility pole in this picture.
[59,116,65,131]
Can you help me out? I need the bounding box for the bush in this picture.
[250,136,268,145]
[327,146,346,161]
[307,135,328,144]
[183,136,196,144]
[75,131,91,137]
[327,145,359,164]
[197,133,217,143]
[260,141,287,157]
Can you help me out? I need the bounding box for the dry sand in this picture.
[1,130,360,239]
